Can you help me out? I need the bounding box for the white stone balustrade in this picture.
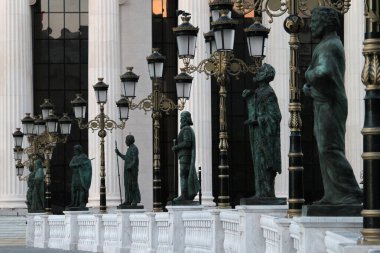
[220,210,241,253]
[289,217,362,253]
[260,215,293,253]
[130,213,157,253]
[324,231,380,253]
[182,210,223,253]
[47,215,65,249]
[77,214,97,252]
[103,214,118,252]
[156,212,170,253]
[27,209,372,253]
[34,215,49,248]
[221,206,288,253]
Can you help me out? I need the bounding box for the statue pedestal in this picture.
[62,211,90,250]
[240,197,287,205]
[289,216,362,253]
[162,205,204,253]
[117,204,144,210]
[302,204,362,216]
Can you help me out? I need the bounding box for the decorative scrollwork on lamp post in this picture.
[12,99,73,214]
[173,4,269,208]
[120,49,193,212]
[71,78,129,214]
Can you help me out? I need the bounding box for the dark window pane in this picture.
[34,13,50,39]
[50,40,64,63]
[50,0,64,12]
[65,14,80,36]
[34,40,49,63]
[80,0,88,12]
[49,13,64,39]
[65,40,80,63]
[80,40,88,63]
[65,64,80,90]
[49,64,65,89]
[65,0,80,12]
[80,64,88,90]
[34,64,49,90]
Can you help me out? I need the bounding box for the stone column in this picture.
[178,0,215,207]
[344,0,365,183]
[264,15,290,199]
[0,0,33,209]
[87,0,123,209]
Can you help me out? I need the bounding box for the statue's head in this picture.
[125,135,135,146]
[254,63,275,84]
[310,7,340,39]
[180,111,193,128]
[73,144,83,155]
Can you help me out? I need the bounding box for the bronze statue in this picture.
[172,111,200,203]
[66,145,92,210]
[115,135,141,207]
[31,159,44,212]
[303,7,362,205]
[26,162,35,212]
[242,63,284,204]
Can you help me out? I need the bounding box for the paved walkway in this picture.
[0,246,86,253]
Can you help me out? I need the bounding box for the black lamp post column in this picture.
[360,0,380,244]
[152,85,163,212]
[217,73,230,208]
[284,4,305,217]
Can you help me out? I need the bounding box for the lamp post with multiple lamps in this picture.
[70,79,130,214]
[12,99,73,214]
[175,0,351,214]
[173,4,269,208]
[119,49,193,212]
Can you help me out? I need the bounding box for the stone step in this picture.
[0,216,26,246]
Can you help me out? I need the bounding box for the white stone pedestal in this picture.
[34,214,49,248]
[62,211,90,250]
[26,213,44,247]
[289,216,362,253]
[113,209,146,253]
[221,205,288,253]
[163,205,204,253]
[325,231,380,253]
[260,214,293,253]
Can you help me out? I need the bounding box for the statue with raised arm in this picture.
[241,63,285,205]
[171,111,200,204]
[66,145,92,210]
[303,7,362,205]
[31,158,44,212]
[115,135,141,208]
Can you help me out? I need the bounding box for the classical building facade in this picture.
[0,0,365,213]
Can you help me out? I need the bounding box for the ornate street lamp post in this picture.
[122,49,193,212]
[71,79,129,214]
[173,5,268,208]
[12,99,73,214]
[359,0,380,245]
